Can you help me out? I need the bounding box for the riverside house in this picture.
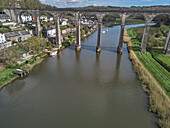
[42,26,64,42]
[0,33,12,50]
[0,13,11,23]
[42,26,56,38]
[18,50,30,58]
[4,30,32,42]
[40,15,54,22]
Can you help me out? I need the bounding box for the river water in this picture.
[0,24,158,128]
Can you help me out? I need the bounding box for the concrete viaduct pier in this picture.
[3,8,170,54]
[163,30,170,54]
[55,15,62,49]
[75,13,81,52]
[117,14,126,54]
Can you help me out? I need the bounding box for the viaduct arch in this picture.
[3,8,170,54]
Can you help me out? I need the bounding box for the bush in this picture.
[5,64,15,69]
[12,41,18,44]
[28,56,36,64]
[147,42,153,48]
[136,32,143,40]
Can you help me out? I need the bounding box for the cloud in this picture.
[40,0,88,6]
[143,0,154,1]
[40,0,170,7]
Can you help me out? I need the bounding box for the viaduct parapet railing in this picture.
[3,8,170,54]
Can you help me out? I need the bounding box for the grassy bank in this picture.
[0,52,47,90]
[0,69,18,90]
[150,49,170,72]
[124,29,170,128]
[127,27,170,97]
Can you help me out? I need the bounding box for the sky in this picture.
[40,0,170,8]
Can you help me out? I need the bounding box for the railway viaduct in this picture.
[3,8,170,54]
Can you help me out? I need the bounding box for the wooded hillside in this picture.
[0,0,57,10]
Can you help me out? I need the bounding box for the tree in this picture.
[82,25,89,34]
[153,14,170,27]
[0,0,45,9]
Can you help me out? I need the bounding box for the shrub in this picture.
[5,64,15,69]
[28,56,36,64]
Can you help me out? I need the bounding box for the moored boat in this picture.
[50,51,58,56]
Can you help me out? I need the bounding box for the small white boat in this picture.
[106,29,108,31]
[102,31,105,34]
[50,51,58,56]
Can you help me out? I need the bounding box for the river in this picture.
[0,24,158,128]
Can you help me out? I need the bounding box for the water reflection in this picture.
[101,46,117,53]
[81,45,96,52]
[57,51,62,73]
[114,54,122,82]
[96,52,100,64]
[75,51,81,61]
[57,51,62,60]
[75,51,82,82]
[94,53,101,85]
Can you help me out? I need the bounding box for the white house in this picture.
[0,33,12,50]
[47,29,56,38]
[48,16,54,21]
[40,15,54,22]
[2,22,16,26]
[0,33,6,43]
[43,27,56,38]
[61,20,68,26]
[21,13,32,23]
[60,18,68,26]
[40,15,48,22]
[42,26,65,41]
[0,14,11,23]
[81,20,90,25]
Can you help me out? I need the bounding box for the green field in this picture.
[158,56,170,66]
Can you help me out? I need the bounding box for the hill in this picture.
[0,0,57,10]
